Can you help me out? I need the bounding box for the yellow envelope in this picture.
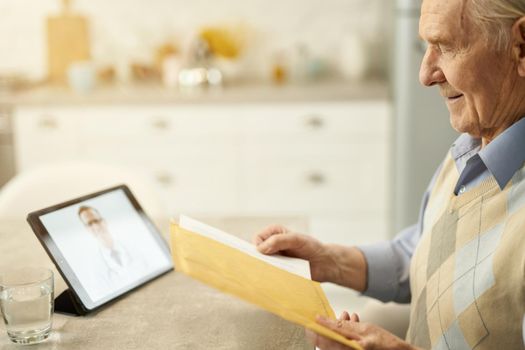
[170,223,362,350]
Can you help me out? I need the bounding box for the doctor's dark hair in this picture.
[77,205,101,218]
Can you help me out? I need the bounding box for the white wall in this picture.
[0,0,391,81]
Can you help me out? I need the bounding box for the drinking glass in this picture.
[0,267,54,344]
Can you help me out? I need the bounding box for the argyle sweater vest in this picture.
[406,153,525,349]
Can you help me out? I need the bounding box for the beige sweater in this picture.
[406,153,525,349]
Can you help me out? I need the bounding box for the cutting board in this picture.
[46,0,90,83]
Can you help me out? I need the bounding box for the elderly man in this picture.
[254,0,525,349]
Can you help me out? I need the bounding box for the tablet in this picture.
[27,185,173,314]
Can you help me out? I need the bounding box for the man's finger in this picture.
[315,316,361,340]
[339,311,351,321]
[252,225,287,245]
[256,232,302,255]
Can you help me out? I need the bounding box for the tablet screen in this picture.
[35,187,172,309]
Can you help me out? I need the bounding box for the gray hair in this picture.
[468,0,525,50]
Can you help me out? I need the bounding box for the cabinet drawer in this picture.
[79,139,239,164]
[139,161,239,214]
[239,102,390,136]
[241,138,387,158]
[13,107,82,170]
[78,106,241,138]
[240,146,389,214]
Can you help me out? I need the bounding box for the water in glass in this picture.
[0,268,54,344]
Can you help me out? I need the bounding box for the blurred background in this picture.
[0,0,457,312]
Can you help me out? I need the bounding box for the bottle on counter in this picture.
[270,50,288,84]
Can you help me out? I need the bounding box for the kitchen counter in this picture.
[0,79,389,106]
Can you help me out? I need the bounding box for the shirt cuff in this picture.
[358,241,402,302]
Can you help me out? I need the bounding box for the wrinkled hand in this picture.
[253,225,335,282]
[305,311,358,350]
[307,311,417,350]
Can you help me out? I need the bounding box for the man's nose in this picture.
[419,48,445,86]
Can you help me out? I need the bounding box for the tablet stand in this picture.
[55,289,87,316]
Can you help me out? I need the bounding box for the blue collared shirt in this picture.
[452,118,525,194]
[359,117,525,343]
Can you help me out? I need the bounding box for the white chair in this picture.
[0,162,166,223]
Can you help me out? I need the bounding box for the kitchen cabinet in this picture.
[12,98,391,246]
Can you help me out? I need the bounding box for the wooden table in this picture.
[0,217,312,349]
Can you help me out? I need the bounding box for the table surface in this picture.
[0,217,312,350]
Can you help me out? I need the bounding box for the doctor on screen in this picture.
[78,205,149,292]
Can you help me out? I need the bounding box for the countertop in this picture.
[0,79,389,106]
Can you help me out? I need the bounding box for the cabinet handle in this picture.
[156,172,173,186]
[38,117,58,129]
[307,172,326,185]
[305,115,324,129]
[152,118,169,130]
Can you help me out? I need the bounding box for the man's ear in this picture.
[512,16,525,77]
